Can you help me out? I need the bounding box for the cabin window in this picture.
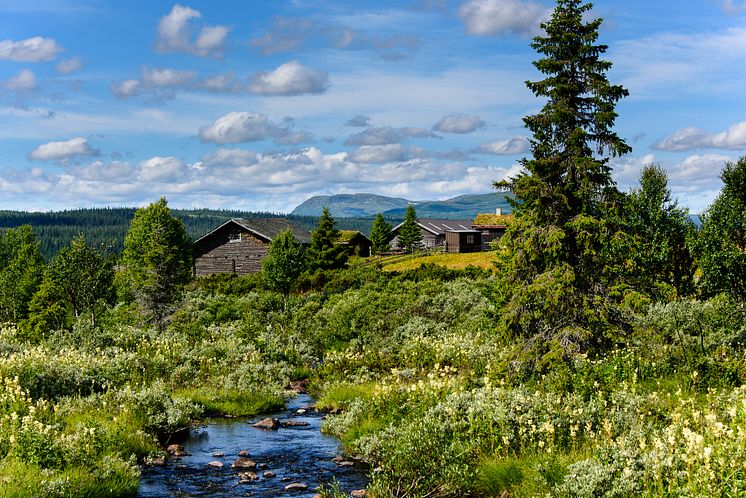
[228,232,241,242]
[466,234,475,244]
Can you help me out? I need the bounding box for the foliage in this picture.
[495,0,631,367]
[0,225,44,324]
[614,165,695,298]
[23,235,115,339]
[369,213,393,255]
[118,198,192,329]
[396,205,423,254]
[261,229,307,294]
[694,156,746,301]
[307,207,349,271]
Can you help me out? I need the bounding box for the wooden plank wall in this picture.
[194,226,269,276]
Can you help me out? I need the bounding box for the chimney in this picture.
[495,207,502,215]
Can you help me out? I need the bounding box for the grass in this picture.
[315,381,377,411]
[378,251,497,271]
[175,387,285,417]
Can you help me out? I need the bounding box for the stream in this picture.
[138,394,369,497]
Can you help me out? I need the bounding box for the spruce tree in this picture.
[261,229,306,294]
[307,207,348,271]
[397,205,423,253]
[496,0,631,365]
[369,213,393,255]
[0,225,44,323]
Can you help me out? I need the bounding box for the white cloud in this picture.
[28,137,100,162]
[0,36,63,62]
[346,115,371,127]
[201,148,258,167]
[722,0,746,14]
[654,121,746,151]
[344,126,438,146]
[111,79,141,98]
[141,67,196,87]
[5,69,38,91]
[198,111,312,145]
[248,61,329,96]
[477,136,530,155]
[155,4,230,57]
[138,156,186,182]
[350,144,427,163]
[56,57,83,75]
[458,0,549,36]
[433,113,485,133]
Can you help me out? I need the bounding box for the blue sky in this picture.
[1,0,745,213]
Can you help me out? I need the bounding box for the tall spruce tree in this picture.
[369,213,393,255]
[397,205,423,253]
[307,207,348,271]
[0,225,44,323]
[496,0,631,366]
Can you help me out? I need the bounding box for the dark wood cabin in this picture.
[472,213,514,250]
[389,218,474,251]
[337,230,372,257]
[445,230,483,253]
[193,218,311,276]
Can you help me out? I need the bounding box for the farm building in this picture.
[472,210,514,250]
[389,218,475,251]
[445,230,483,253]
[337,230,372,257]
[193,218,311,276]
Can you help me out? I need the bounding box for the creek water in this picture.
[138,394,368,497]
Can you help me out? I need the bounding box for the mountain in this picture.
[291,193,410,217]
[292,192,513,220]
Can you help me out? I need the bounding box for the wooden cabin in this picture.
[472,211,514,250]
[337,230,372,257]
[193,218,311,276]
[389,218,475,251]
[445,230,483,253]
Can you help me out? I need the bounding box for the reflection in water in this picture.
[139,394,368,497]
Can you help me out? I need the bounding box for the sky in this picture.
[1,0,745,214]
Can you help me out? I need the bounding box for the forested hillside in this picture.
[0,208,392,259]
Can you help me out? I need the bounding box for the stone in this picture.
[337,460,355,467]
[238,471,258,481]
[252,417,280,430]
[172,450,188,457]
[238,449,250,457]
[296,408,307,415]
[288,379,309,393]
[351,491,367,498]
[232,457,257,469]
[284,483,308,491]
[147,456,166,466]
[263,470,276,478]
[212,451,224,457]
[281,420,311,427]
[257,463,268,470]
[166,444,183,454]
[207,460,224,468]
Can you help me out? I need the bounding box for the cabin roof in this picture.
[392,218,474,235]
[194,218,312,245]
[336,230,370,244]
[472,213,514,228]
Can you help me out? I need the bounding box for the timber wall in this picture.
[194,226,269,276]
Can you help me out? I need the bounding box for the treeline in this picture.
[0,207,397,259]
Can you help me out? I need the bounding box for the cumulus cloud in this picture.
[199,111,313,145]
[199,72,241,93]
[141,66,196,87]
[476,136,530,155]
[0,36,63,62]
[250,17,312,55]
[248,61,328,96]
[5,69,38,92]
[344,126,438,146]
[433,113,486,134]
[350,144,428,163]
[138,156,187,182]
[201,148,258,167]
[654,121,746,151]
[722,0,746,14]
[155,4,230,57]
[111,79,141,98]
[56,57,83,74]
[28,137,100,162]
[458,0,549,36]
[345,115,371,127]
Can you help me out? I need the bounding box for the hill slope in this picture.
[291,193,410,217]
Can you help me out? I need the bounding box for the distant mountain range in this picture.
[291,192,513,219]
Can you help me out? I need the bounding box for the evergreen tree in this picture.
[495,0,631,365]
[261,229,306,294]
[23,235,115,337]
[118,198,192,329]
[307,207,348,271]
[624,165,695,298]
[695,156,746,301]
[0,225,44,323]
[397,205,423,253]
[369,213,393,255]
